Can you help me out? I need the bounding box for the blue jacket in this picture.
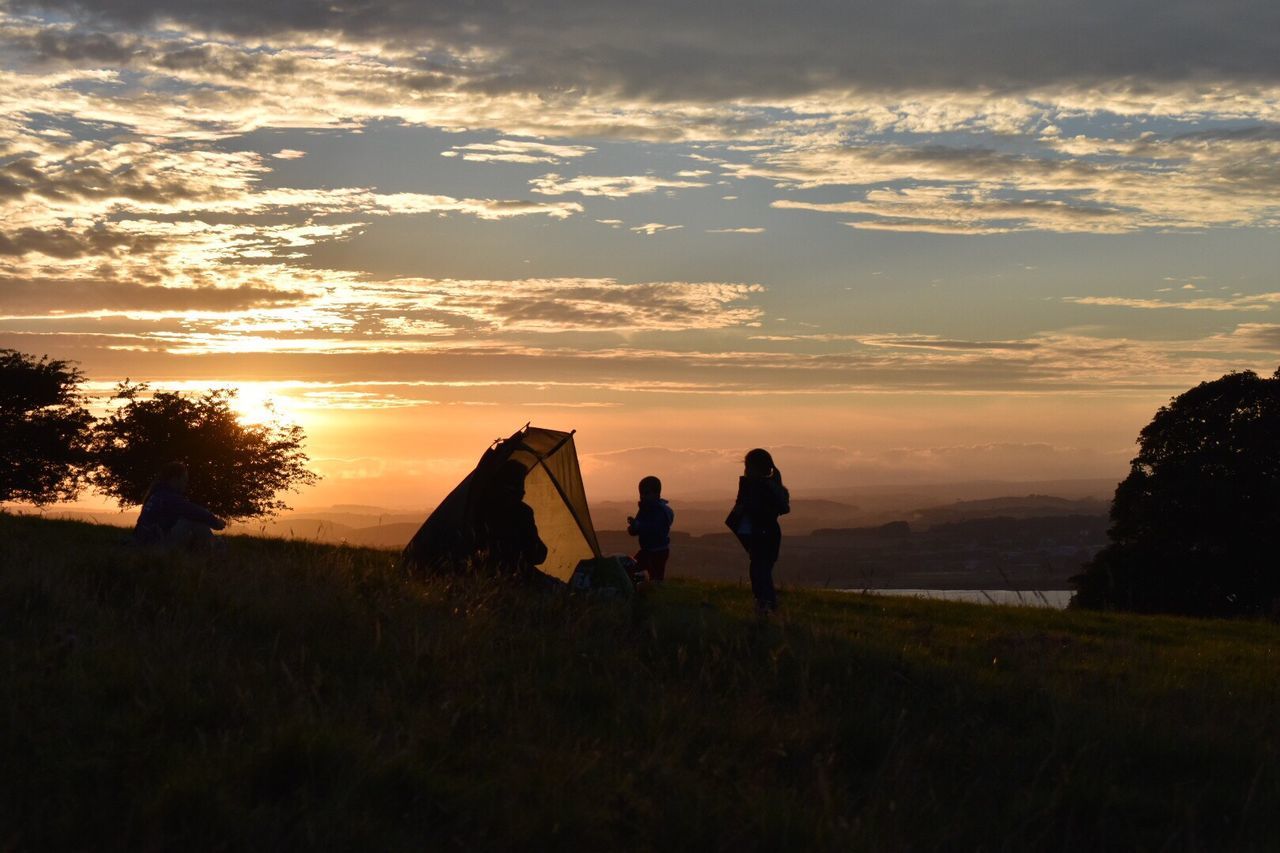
[628,498,674,552]
[134,483,223,542]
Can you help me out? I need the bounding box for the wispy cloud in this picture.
[859,335,1043,351]
[1064,293,1280,312]
[759,130,1280,233]
[442,138,595,164]
[1209,324,1280,352]
[530,173,708,197]
[630,223,683,236]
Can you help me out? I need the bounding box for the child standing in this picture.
[626,475,675,582]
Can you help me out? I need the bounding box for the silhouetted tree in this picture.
[0,350,94,505]
[1072,367,1280,616]
[88,382,318,520]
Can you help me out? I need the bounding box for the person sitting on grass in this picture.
[132,461,227,551]
[476,459,551,583]
[626,475,674,583]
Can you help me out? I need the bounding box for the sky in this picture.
[2,0,1279,507]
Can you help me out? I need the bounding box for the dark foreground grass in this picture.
[3,513,1279,852]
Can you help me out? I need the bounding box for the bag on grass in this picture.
[569,556,636,599]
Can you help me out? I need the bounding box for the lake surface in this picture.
[844,589,1073,609]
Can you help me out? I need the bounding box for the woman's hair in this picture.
[144,461,188,501]
[493,458,528,493]
[744,448,775,475]
[159,461,188,481]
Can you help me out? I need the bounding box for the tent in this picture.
[403,425,602,582]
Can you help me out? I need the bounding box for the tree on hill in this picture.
[88,382,318,521]
[0,350,94,505]
[1072,367,1280,616]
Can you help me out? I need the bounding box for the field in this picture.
[3,512,1279,851]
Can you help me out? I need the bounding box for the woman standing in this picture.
[726,448,790,614]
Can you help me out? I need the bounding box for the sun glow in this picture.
[215,384,288,426]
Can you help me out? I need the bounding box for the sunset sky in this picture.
[3,0,1279,507]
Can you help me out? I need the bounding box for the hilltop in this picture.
[3,513,1278,850]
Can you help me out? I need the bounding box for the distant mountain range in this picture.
[20,486,1112,558]
[906,495,1110,526]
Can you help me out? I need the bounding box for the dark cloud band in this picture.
[14,0,1280,98]
[0,278,307,312]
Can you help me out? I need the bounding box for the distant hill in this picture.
[908,495,1109,526]
[594,498,861,536]
[344,522,421,549]
[226,516,422,549]
[11,488,1109,552]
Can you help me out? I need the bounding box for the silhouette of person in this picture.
[627,475,674,582]
[726,448,790,614]
[476,459,549,579]
[132,461,227,550]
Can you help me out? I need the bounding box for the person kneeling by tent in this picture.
[132,461,227,551]
[475,459,550,581]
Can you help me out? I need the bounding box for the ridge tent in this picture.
[403,425,602,581]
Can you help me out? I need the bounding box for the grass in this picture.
[3,512,1279,852]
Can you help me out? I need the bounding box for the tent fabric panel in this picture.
[402,459,486,572]
[514,427,573,457]
[522,462,594,581]
[539,436,601,557]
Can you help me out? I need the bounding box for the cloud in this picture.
[15,0,1280,101]
[366,278,764,333]
[0,225,164,258]
[443,138,595,164]
[760,132,1280,233]
[859,335,1042,352]
[0,140,582,280]
[4,3,1280,411]
[6,9,1280,154]
[0,148,581,223]
[1211,324,1280,351]
[12,317,1279,417]
[530,173,707,198]
[1064,293,1280,312]
[0,149,247,208]
[3,276,768,349]
[630,223,683,236]
[0,277,306,313]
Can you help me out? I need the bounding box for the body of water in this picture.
[843,589,1073,609]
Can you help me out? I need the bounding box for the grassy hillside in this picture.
[3,513,1279,851]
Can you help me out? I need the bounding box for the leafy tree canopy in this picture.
[88,383,318,520]
[0,350,94,505]
[1072,367,1280,616]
